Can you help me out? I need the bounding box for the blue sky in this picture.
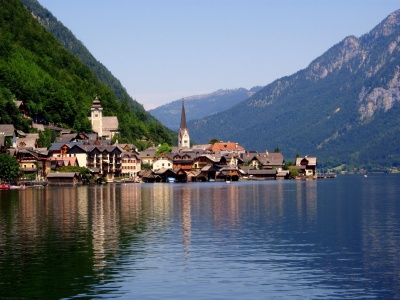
[38,0,399,110]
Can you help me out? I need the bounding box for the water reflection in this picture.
[0,177,399,299]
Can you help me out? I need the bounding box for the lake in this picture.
[0,174,399,299]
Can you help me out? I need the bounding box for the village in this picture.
[0,98,317,186]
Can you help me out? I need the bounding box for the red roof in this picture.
[207,142,245,153]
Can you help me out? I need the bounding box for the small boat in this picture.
[9,184,26,190]
[0,184,10,190]
[167,177,176,183]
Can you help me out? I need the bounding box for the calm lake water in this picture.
[0,174,400,299]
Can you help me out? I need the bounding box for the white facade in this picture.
[152,156,173,171]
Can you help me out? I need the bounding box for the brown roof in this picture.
[102,116,119,137]
[295,156,317,166]
[49,156,78,166]
[32,123,45,132]
[56,134,77,143]
[0,125,15,137]
[16,137,37,149]
[207,141,245,153]
[47,172,80,178]
[254,152,284,166]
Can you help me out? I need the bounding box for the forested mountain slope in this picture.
[188,10,400,169]
[149,87,262,130]
[0,0,172,149]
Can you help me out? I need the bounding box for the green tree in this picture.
[0,154,22,182]
[38,128,57,148]
[209,138,219,144]
[57,165,90,176]
[289,168,300,179]
[155,143,172,156]
[274,147,280,153]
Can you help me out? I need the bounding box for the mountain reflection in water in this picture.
[0,175,399,299]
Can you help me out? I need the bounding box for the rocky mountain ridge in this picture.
[188,9,400,169]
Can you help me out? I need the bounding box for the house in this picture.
[207,141,244,154]
[192,154,220,171]
[47,156,78,172]
[152,153,174,171]
[0,124,15,137]
[32,123,45,132]
[247,169,277,180]
[14,136,38,149]
[154,168,178,183]
[16,149,38,176]
[216,166,240,181]
[140,146,158,166]
[199,165,218,181]
[172,152,196,171]
[294,156,318,179]
[66,144,93,168]
[86,145,123,181]
[139,169,159,183]
[248,151,285,170]
[121,151,141,179]
[46,172,82,185]
[117,143,138,152]
[206,141,245,156]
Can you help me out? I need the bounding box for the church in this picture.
[88,97,119,140]
[178,100,190,148]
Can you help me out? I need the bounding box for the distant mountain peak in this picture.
[370,9,400,38]
[188,9,400,168]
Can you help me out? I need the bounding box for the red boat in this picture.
[0,184,11,190]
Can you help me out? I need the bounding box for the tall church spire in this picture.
[178,99,190,148]
[180,99,188,129]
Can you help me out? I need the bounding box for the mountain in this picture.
[0,0,173,149]
[149,87,262,130]
[188,10,400,169]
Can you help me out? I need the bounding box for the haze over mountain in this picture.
[188,10,400,169]
[149,87,262,130]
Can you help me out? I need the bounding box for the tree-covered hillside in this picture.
[188,10,400,170]
[0,0,173,149]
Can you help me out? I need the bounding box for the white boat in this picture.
[9,184,26,190]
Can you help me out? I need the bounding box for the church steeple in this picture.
[178,100,190,148]
[90,96,103,138]
[180,99,187,129]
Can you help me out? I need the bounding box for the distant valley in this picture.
[149,87,262,130]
